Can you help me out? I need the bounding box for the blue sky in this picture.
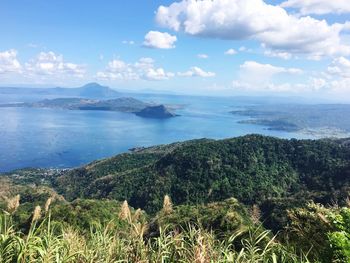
[1,0,350,99]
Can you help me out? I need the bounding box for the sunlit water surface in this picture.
[0,94,311,172]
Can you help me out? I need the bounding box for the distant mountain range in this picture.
[0,97,179,119]
[0,83,180,118]
[0,82,120,99]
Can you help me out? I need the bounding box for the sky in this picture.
[1,0,350,99]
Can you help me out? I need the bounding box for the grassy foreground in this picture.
[0,195,329,263]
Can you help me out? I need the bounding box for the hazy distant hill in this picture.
[0,82,120,99]
[232,104,350,136]
[0,96,179,118]
[27,97,149,113]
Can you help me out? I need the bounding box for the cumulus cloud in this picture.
[178,66,215,77]
[25,51,85,78]
[232,61,303,92]
[197,54,209,59]
[143,31,177,49]
[232,58,350,95]
[144,68,175,80]
[240,61,302,75]
[280,0,350,15]
[0,49,21,74]
[156,0,350,58]
[225,49,237,55]
[0,49,85,83]
[263,48,292,60]
[327,57,350,78]
[96,57,174,81]
[314,57,350,95]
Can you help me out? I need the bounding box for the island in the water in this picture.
[0,97,179,119]
[0,82,180,119]
[135,104,179,119]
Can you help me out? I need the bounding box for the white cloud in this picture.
[96,57,174,81]
[143,31,177,49]
[232,59,350,95]
[240,61,303,75]
[263,49,292,60]
[156,0,350,58]
[144,68,175,80]
[25,51,85,78]
[280,0,350,15]
[0,50,85,85]
[225,49,237,55]
[232,61,303,92]
[96,59,139,81]
[238,46,254,53]
[178,66,215,78]
[197,54,209,59]
[309,77,327,91]
[0,49,21,74]
[327,57,350,78]
[313,57,350,95]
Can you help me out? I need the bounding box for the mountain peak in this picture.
[81,82,107,89]
[78,83,119,98]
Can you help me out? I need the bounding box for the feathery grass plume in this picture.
[194,232,207,263]
[63,226,86,255]
[133,208,142,222]
[32,205,42,223]
[131,222,148,239]
[163,195,173,214]
[7,194,20,214]
[251,204,261,224]
[119,200,131,222]
[44,197,53,213]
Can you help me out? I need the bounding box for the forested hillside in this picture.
[2,135,350,262]
[50,136,348,214]
[5,135,350,227]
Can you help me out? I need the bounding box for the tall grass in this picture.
[0,197,311,263]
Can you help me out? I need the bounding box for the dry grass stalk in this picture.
[44,197,53,213]
[194,234,206,263]
[7,194,20,214]
[133,208,142,222]
[251,204,261,224]
[119,200,131,222]
[163,195,173,214]
[32,205,42,223]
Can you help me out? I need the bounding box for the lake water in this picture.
[0,93,311,172]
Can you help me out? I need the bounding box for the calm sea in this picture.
[0,93,311,172]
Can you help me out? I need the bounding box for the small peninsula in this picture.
[135,104,179,119]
